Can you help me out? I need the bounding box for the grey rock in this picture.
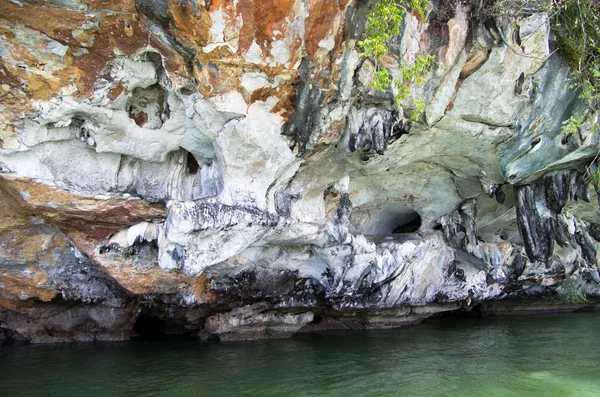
[204,303,314,341]
[282,61,324,153]
[515,170,591,262]
[347,107,398,155]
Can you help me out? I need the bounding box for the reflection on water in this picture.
[1,313,599,397]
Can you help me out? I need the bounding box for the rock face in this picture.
[0,0,599,343]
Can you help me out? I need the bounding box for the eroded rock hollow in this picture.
[1,0,599,343]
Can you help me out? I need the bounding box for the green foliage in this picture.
[372,68,393,92]
[396,54,436,103]
[409,0,429,20]
[585,166,600,187]
[549,0,600,186]
[359,0,405,61]
[411,98,428,121]
[485,0,600,103]
[561,114,584,140]
[358,0,435,119]
[475,0,600,187]
[484,0,551,18]
[554,275,588,304]
[552,0,600,71]
[400,54,435,83]
[569,61,600,104]
[551,0,600,112]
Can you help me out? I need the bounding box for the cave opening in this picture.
[392,212,422,234]
[133,313,197,340]
[125,51,171,129]
[134,314,167,339]
[353,209,424,235]
[187,152,200,175]
[126,83,168,129]
[0,326,26,344]
[424,305,483,321]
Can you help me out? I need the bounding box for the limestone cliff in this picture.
[0,0,599,343]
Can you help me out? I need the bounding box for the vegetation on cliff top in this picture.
[551,0,600,185]
[361,0,600,185]
[357,0,435,121]
[480,0,599,184]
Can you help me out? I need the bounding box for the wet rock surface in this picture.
[1,1,600,342]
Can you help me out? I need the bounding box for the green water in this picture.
[1,313,599,397]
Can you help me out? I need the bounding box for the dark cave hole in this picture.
[134,314,167,339]
[515,72,525,95]
[126,82,169,129]
[530,136,541,149]
[425,306,483,322]
[360,151,374,162]
[390,119,411,142]
[392,212,422,234]
[513,27,522,47]
[180,86,196,96]
[494,185,506,204]
[133,313,196,340]
[187,152,200,175]
[125,51,171,129]
[68,116,87,140]
[143,51,163,69]
[0,327,26,344]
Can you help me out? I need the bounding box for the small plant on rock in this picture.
[554,274,588,304]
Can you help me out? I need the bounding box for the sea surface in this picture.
[1,313,599,396]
